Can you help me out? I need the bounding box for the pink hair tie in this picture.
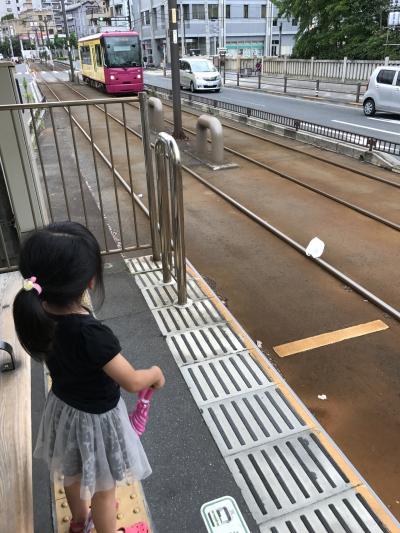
[23,276,42,295]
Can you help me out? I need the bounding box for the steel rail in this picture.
[149,92,400,190]
[41,81,400,322]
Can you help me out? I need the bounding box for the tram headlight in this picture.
[137,74,141,79]
[110,75,116,80]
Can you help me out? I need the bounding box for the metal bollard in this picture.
[283,75,288,93]
[154,133,187,305]
[148,96,164,133]
[196,115,224,166]
[258,72,261,89]
[237,71,240,86]
[355,82,361,103]
[315,79,320,97]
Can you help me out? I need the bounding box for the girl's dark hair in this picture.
[13,221,104,362]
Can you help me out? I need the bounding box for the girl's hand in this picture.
[152,366,165,389]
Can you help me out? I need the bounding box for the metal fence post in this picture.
[355,82,361,103]
[283,75,288,93]
[154,132,187,305]
[258,71,261,89]
[139,92,161,261]
[237,71,240,86]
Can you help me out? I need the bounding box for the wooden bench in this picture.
[0,272,34,533]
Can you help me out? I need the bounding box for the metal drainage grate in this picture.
[226,431,351,524]
[167,324,246,366]
[134,269,196,289]
[152,299,225,335]
[141,279,209,309]
[180,352,272,405]
[202,387,307,456]
[125,255,162,275]
[259,489,388,533]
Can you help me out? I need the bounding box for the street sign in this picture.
[201,496,250,533]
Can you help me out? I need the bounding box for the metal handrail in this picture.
[154,132,187,306]
[146,84,400,157]
[0,96,140,110]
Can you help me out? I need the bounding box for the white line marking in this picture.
[367,117,400,125]
[332,119,400,137]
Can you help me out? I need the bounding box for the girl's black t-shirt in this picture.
[46,313,121,414]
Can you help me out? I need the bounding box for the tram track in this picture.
[150,92,400,190]
[37,79,400,322]
[44,79,400,235]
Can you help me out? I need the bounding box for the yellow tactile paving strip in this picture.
[273,319,389,357]
[186,260,400,533]
[54,479,149,532]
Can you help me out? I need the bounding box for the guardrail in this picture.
[146,84,400,157]
[222,71,365,103]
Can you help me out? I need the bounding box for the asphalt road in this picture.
[145,71,400,145]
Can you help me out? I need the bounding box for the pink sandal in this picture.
[117,523,149,533]
[69,511,93,533]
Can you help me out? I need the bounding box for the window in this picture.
[80,45,92,65]
[144,10,150,24]
[95,43,102,66]
[192,4,205,19]
[376,69,396,85]
[292,18,297,25]
[160,4,165,24]
[244,4,248,18]
[396,72,400,86]
[261,4,266,18]
[226,4,230,18]
[180,3,189,20]
[104,35,141,67]
[273,17,277,26]
[152,7,157,27]
[208,4,218,19]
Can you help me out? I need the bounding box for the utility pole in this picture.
[179,1,185,56]
[278,22,282,57]
[168,0,184,139]
[127,0,132,29]
[60,0,75,82]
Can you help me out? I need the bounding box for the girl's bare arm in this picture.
[103,353,165,392]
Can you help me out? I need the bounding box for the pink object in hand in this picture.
[129,388,154,436]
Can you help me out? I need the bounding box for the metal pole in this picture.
[168,0,185,138]
[155,132,187,305]
[179,1,185,56]
[127,0,132,29]
[155,139,173,283]
[139,92,161,261]
[60,0,75,82]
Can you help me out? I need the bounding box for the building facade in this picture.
[132,0,298,66]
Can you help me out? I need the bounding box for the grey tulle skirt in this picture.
[34,391,152,499]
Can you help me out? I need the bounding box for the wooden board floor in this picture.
[0,271,33,532]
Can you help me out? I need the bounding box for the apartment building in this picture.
[132,0,298,66]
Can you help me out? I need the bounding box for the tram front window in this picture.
[104,36,142,68]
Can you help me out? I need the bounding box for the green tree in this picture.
[69,31,77,49]
[0,36,22,57]
[275,0,400,59]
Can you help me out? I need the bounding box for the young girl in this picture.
[13,221,165,533]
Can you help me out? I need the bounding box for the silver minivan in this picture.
[363,66,400,116]
[179,57,221,93]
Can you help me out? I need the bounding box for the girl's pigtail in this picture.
[13,289,55,362]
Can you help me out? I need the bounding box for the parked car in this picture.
[179,57,221,93]
[363,66,400,116]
